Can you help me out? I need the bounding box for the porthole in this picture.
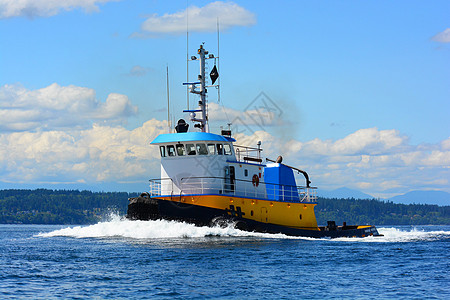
[251,210,254,216]
[299,214,302,220]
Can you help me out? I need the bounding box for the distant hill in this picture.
[389,190,450,206]
[0,189,136,224]
[318,187,375,199]
[1,189,449,225]
[318,188,450,206]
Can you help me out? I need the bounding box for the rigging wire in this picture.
[186,0,189,110]
[216,18,231,128]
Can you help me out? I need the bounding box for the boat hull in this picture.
[127,195,381,238]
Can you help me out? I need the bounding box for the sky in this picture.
[0,0,449,198]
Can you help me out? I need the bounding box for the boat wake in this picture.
[37,214,301,240]
[37,215,450,243]
[332,226,450,243]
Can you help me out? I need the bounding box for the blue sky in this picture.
[0,0,449,197]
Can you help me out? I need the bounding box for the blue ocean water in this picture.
[1,216,449,299]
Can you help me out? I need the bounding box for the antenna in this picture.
[166,65,171,133]
[217,18,220,103]
[172,114,176,135]
[183,44,216,133]
[186,1,189,110]
[198,45,207,132]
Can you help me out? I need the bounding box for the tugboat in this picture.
[127,44,382,238]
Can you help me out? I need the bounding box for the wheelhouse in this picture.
[150,132,316,203]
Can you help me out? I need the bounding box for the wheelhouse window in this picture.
[167,145,176,156]
[207,143,216,155]
[159,146,166,157]
[176,144,185,156]
[196,143,208,155]
[186,144,196,155]
[217,143,223,155]
[224,143,232,155]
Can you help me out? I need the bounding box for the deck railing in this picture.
[149,177,317,203]
[234,145,263,163]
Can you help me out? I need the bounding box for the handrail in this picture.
[178,176,314,189]
[234,144,262,164]
[148,177,317,203]
[233,144,261,151]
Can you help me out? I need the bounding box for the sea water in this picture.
[1,216,449,299]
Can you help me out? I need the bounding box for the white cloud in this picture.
[326,128,408,155]
[136,1,256,37]
[274,128,410,158]
[0,119,166,183]
[0,0,117,19]
[208,102,282,128]
[235,127,450,198]
[0,102,448,197]
[127,65,150,77]
[432,28,450,43]
[0,83,138,132]
[442,137,450,150]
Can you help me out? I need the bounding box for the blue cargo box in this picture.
[264,163,299,201]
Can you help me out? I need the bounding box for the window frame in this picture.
[176,144,186,156]
[167,145,176,157]
[160,146,166,157]
[196,143,208,155]
[207,143,216,155]
[217,143,223,155]
[186,143,196,155]
[224,143,232,155]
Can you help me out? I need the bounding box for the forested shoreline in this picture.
[1,189,449,225]
[0,189,134,224]
[315,197,449,225]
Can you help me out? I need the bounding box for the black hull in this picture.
[127,195,382,238]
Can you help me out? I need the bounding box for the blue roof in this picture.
[151,132,236,144]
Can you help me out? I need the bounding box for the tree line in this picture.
[315,197,450,225]
[0,189,449,225]
[0,189,133,224]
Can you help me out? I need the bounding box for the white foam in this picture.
[332,227,450,243]
[37,214,305,240]
[37,215,450,242]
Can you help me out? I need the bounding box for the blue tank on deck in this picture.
[264,163,299,202]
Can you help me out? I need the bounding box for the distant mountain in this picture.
[318,187,375,199]
[319,188,450,206]
[389,191,450,206]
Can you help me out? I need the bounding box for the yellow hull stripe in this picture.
[157,194,319,230]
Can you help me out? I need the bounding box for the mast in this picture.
[217,18,220,103]
[198,44,207,131]
[183,44,217,133]
[186,3,189,110]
